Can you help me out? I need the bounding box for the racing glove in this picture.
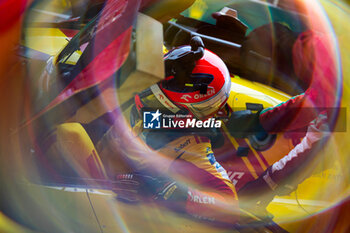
[113,173,188,204]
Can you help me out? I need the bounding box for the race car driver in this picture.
[91,37,239,224]
[103,30,335,224]
[110,36,241,225]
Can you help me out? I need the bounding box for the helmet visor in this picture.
[183,81,231,120]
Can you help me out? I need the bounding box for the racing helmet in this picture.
[158,36,231,120]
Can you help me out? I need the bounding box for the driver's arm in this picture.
[114,134,241,226]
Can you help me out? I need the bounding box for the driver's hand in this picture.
[113,173,178,203]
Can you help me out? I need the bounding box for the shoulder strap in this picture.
[150,84,181,113]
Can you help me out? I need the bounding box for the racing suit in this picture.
[96,86,240,225]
